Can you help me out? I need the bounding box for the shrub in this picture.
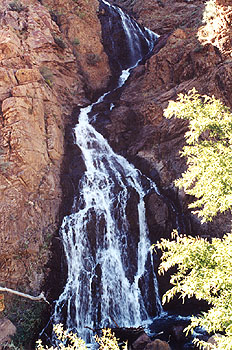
[164,88,232,222]
[53,34,66,50]
[8,0,25,12]
[36,326,125,350]
[86,53,101,66]
[4,298,46,347]
[72,38,80,46]
[155,231,232,349]
[95,328,125,350]
[39,66,54,87]
[157,90,232,349]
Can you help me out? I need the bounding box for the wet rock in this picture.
[106,105,141,154]
[132,332,151,350]
[145,192,171,241]
[171,324,187,343]
[145,339,171,350]
[98,0,157,73]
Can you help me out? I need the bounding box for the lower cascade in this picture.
[51,0,161,342]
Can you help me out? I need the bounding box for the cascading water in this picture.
[99,0,158,72]
[51,0,161,343]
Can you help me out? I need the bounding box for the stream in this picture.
[48,0,193,347]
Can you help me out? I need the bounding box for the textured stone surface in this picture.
[0,318,16,348]
[132,333,151,350]
[113,0,205,34]
[145,339,171,350]
[0,0,110,295]
[103,0,232,237]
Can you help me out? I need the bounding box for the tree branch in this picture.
[0,286,50,304]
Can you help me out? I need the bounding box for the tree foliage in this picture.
[164,88,232,222]
[36,325,125,350]
[36,324,87,350]
[157,90,232,349]
[155,231,232,349]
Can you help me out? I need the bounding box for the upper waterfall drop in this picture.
[51,1,162,344]
[98,0,159,72]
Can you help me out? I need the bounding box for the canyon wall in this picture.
[0,0,110,296]
[1,0,232,341]
[106,0,232,238]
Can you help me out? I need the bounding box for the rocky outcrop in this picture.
[102,0,232,238]
[199,0,232,57]
[0,0,110,298]
[131,332,171,350]
[0,318,16,349]
[113,0,205,34]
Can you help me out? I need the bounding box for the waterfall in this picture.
[99,0,158,72]
[52,0,161,343]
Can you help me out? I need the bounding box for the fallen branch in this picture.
[111,317,120,328]
[0,286,50,304]
[85,326,96,332]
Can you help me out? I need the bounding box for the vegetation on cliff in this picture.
[156,91,232,349]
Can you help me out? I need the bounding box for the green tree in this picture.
[156,231,232,349]
[36,325,126,350]
[164,88,232,222]
[155,90,232,349]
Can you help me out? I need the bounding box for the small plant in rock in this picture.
[86,53,101,66]
[75,6,86,19]
[53,34,66,49]
[0,148,11,173]
[77,12,85,19]
[39,66,54,87]
[72,38,80,46]
[8,0,25,12]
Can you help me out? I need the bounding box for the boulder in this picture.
[204,334,223,349]
[171,324,186,342]
[145,339,171,350]
[132,332,151,350]
[0,318,16,348]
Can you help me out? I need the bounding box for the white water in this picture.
[101,0,159,68]
[52,1,162,343]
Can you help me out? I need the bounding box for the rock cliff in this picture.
[105,0,232,238]
[1,0,232,343]
[0,0,110,297]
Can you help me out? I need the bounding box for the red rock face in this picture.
[105,0,232,236]
[0,0,110,295]
[199,0,232,57]
[1,0,232,329]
